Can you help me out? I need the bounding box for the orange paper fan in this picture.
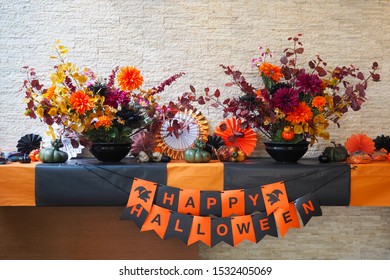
[214,118,257,156]
[345,133,376,155]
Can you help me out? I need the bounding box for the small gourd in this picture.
[183,139,211,163]
[39,139,68,163]
[322,141,349,162]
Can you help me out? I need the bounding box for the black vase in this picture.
[89,143,131,162]
[263,141,309,163]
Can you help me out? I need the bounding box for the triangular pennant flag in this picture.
[187,215,211,247]
[251,212,278,242]
[261,181,289,215]
[164,212,193,243]
[127,178,157,212]
[221,189,245,217]
[244,187,265,214]
[178,188,201,216]
[211,217,234,247]
[200,191,222,217]
[274,202,300,238]
[231,215,256,246]
[120,204,149,229]
[295,193,322,226]
[141,204,171,239]
[155,184,180,212]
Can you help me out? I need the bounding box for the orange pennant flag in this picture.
[178,188,201,216]
[221,189,245,217]
[261,181,289,215]
[231,215,256,246]
[141,204,171,239]
[187,215,211,247]
[127,178,157,212]
[274,203,300,237]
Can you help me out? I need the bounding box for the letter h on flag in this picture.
[127,178,157,212]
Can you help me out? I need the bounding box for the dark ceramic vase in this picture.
[89,143,131,162]
[263,141,309,163]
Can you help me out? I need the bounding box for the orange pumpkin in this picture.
[281,126,294,141]
[29,149,40,162]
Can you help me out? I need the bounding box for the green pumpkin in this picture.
[39,139,69,163]
[323,141,349,162]
[183,139,211,163]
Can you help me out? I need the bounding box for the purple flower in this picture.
[104,89,130,109]
[271,87,300,114]
[296,73,323,95]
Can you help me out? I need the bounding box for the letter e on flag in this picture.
[261,181,289,215]
[274,203,300,237]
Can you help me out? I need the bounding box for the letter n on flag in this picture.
[261,181,289,215]
[127,178,157,212]
[274,202,300,237]
[295,193,322,226]
[141,204,171,239]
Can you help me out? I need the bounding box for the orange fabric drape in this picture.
[350,161,390,206]
[167,160,224,191]
[0,162,37,206]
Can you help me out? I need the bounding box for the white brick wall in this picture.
[1,0,389,157]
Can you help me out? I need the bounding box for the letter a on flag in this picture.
[261,181,289,215]
[127,178,157,212]
[141,204,171,239]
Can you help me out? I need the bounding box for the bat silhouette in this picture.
[266,189,284,205]
[135,186,152,202]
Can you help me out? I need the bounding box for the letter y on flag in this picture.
[127,178,157,212]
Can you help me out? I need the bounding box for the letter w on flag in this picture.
[127,178,157,212]
[261,181,289,215]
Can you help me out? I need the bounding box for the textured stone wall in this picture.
[1,0,389,156]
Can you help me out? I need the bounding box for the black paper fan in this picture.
[16,134,42,154]
[373,135,390,152]
[205,134,225,159]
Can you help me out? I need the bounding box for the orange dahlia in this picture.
[312,96,326,111]
[117,66,143,91]
[69,90,93,115]
[259,62,283,82]
[94,115,112,129]
[286,102,313,124]
[345,133,376,155]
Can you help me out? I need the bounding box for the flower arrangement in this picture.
[22,41,183,148]
[198,34,381,146]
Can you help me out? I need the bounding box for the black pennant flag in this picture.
[164,211,193,243]
[120,204,149,229]
[295,193,322,226]
[200,191,222,217]
[211,217,233,247]
[155,184,180,212]
[251,212,278,243]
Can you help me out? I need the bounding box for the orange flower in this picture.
[117,66,143,91]
[259,62,283,82]
[45,86,56,100]
[69,90,93,115]
[312,96,327,111]
[286,102,313,124]
[94,115,112,129]
[345,133,376,155]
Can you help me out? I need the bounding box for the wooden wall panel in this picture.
[0,207,198,260]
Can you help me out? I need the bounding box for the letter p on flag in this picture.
[127,178,157,212]
[261,181,289,215]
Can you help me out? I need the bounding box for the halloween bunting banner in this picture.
[120,177,324,247]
